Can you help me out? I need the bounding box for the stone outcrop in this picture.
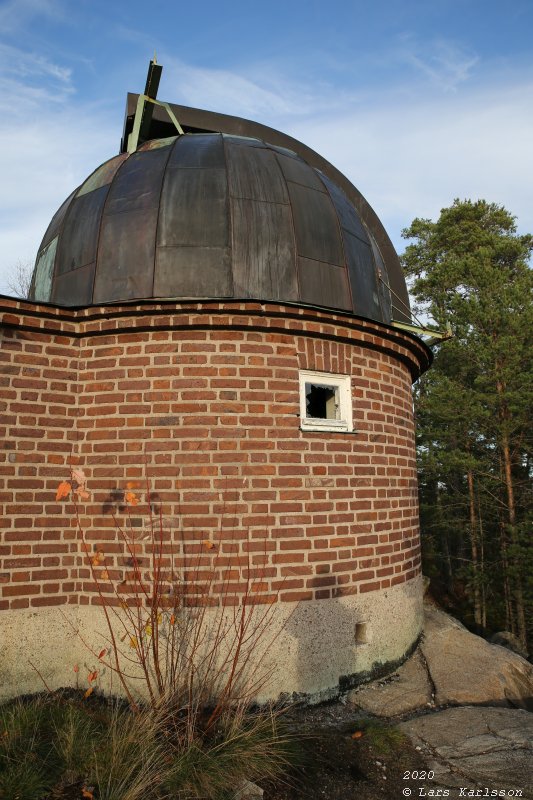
[347,649,432,716]
[399,707,533,798]
[349,604,533,715]
[421,606,533,710]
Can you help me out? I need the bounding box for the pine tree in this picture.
[402,200,532,649]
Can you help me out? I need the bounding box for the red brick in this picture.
[0,301,423,609]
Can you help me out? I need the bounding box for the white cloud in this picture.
[279,76,533,250]
[1,48,531,295]
[162,58,317,120]
[0,0,61,34]
[396,35,479,92]
[0,107,114,293]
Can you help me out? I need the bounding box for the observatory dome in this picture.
[30,123,409,324]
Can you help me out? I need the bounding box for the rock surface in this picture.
[399,706,533,798]
[349,604,533,715]
[348,648,432,717]
[421,606,533,710]
[234,780,264,799]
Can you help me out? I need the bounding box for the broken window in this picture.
[299,370,353,432]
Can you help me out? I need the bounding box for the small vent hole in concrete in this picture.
[355,623,368,644]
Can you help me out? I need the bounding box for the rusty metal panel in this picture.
[77,154,130,197]
[31,236,57,302]
[370,236,392,322]
[231,198,297,301]
[168,134,225,168]
[275,153,325,192]
[287,182,344,266]
[94,206,157,303]
[342,231,382,320]
[226,144,288,203]
[104,146,170,216]
[154,247,232,297]
[39,190,77,250]
[298,257,351,311]
[55,186,109,275]
[52,262,95,306]
[321,174,369,243]
[158,168,228,247]
[138,136,179,151]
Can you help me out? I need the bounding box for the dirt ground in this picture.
[263,700,433,800]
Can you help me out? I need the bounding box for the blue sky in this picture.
[1,0,532,293]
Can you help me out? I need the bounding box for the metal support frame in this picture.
[126,59,184,153]
[390,319,453,346]
[127,95,184,153]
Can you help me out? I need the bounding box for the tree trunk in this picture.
[478,500,486,630]
[500,431,527,649]
[467,469,482,628]
[437,488,454,591]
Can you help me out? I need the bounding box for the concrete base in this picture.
[0,576,423,703]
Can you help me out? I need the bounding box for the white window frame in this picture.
[299,370,353,433]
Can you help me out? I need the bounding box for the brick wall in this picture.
[0,299,430,612]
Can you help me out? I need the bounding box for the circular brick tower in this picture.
[0,88,431,701]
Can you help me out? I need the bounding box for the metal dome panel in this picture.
[30,120,407,324]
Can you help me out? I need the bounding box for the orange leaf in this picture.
[73,664,79,673]
[101,570,109,580]
[55,481,71,501]
[351,731,364,739]
[82,788,94,799]
[203,539,217,551]
[87,670,98,683]
[84,686,94,699]
[98,649,107,660]
[169,614,176,625]
[76,488,90,500]
[126,481,139,490]
[125,491,139,506]
[91,551,105,567]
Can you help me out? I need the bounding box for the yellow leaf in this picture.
[129,636,138,649]
[91,551,105,567]
[203,539,216,551]
[84,687,94,699]
[157,613,162,625]
[145,624,152,636]
[55,481,71,501]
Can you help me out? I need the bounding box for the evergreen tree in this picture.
[402,200,532,649]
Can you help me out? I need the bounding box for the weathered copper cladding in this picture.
[30,104,410,324]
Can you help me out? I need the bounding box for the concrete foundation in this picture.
[0,575,422,703]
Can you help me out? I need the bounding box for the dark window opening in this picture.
[305,383,338,420]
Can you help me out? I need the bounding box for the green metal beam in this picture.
[390,319,453,346]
